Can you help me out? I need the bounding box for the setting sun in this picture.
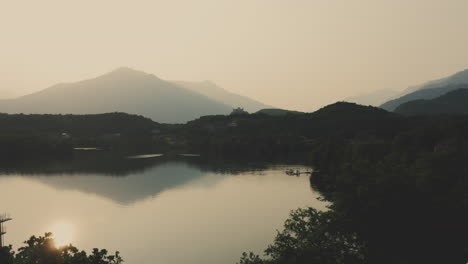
[48,222,75,247]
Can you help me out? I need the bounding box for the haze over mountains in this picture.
[173,80,271,113]
[0,68,271,123]
[380,69,468,111]
[338,68,468,116]
[4,66,468,123]
[343,89,399,106]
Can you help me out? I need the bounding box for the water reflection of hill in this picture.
[32,161,212,205]
[0,152,208,204]
[0,151,165,176]
[0,152,282,176]
[0,152,304,205]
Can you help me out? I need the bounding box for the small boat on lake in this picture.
[285,169,312,176]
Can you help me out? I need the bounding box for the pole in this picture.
[0,214,12,247]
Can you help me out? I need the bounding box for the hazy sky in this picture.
[1,0,468,111]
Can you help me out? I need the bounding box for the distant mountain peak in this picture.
[103,67,160,80]
[0,68,271,123]
[111,66,141,74]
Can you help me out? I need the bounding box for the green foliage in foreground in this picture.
[0,233,122,264]
[238,208,366,264]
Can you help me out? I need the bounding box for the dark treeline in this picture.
[0,112,165,160]
[0,103,404,159]
[0,233,122,264]
[178,102,406,157]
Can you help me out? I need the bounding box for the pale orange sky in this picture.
[1,0,468,111]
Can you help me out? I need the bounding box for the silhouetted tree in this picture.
[0,232,122,264]
[0,245,15,264]
[230,107,249,115]
[239,208,366,264]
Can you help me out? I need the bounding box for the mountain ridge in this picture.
[172,80,271,113]
[380,83,468,111]
[394,88,468,116]
[0,68,270,123]
[380,69,468,111]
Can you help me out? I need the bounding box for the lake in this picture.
[0,153,327,264]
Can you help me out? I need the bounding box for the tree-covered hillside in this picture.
[0,112,162,159]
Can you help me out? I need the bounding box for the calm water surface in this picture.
[0,154,326,264]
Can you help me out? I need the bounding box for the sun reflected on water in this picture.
[48,222,75,247]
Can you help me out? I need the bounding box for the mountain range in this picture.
[380,69,468,111]
[0,68,270,123]
[394,88,468,116]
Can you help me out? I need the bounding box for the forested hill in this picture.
[395,88,468,116]
[0,112,161,159]
[0,112,157,136]
[177,102,406,157]
[3,102,468,159]
[3,101,468,162]
[0,102,420,159]
[0,102,405,160]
